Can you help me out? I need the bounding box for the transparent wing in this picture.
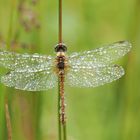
[1,70,57,91]
[0,50,54,72]
[66,65,124,88]
[68,41,132,67]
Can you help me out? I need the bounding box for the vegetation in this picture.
[0,0,139,140]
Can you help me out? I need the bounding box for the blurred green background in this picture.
[0,0,139,140]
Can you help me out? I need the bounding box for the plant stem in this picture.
[5,103,12,140]
[63,124,67,140]
[59,0,62,43]
[58,0,67,139]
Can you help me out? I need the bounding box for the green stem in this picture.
[62,124,67,140]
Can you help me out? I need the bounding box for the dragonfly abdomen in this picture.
[58,73,66,124]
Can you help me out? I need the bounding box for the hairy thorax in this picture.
[54,52,68,75]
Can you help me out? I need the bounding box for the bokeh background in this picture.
[0,0,139,140]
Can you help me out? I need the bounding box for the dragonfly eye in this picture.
[55,43,67,52]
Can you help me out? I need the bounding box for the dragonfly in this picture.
[0,40,131,124]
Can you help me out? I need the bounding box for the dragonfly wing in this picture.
[0,50,54,72]
[66,65,124,88]
[69,41,131,67]
[1,70,57,91]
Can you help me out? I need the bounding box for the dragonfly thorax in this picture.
[57,56,65,70]
[55,51,68,75]
[57,60,64,70]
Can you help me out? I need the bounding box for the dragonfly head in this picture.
[55,43,67,52]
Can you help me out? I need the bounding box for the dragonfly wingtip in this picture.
[119,40,132,48]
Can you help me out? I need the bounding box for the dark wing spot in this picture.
[118,40,126,44]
